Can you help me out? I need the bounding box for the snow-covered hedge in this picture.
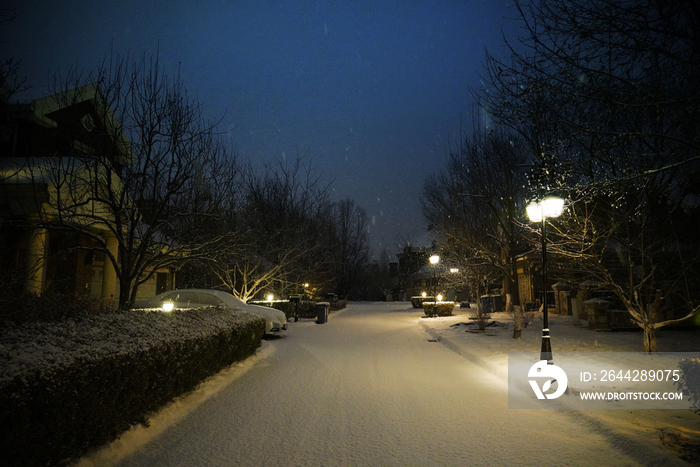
[422,302,455,317]
[0,307,265,467]
[331,300,347,311]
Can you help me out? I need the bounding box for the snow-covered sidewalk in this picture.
[417,305,700,464]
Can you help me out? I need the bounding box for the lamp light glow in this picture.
[527,197,564,222]
[162,302,174,312]
[542,197,565,218]
[526,203,543,223]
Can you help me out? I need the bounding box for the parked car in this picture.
[133,289,288,335]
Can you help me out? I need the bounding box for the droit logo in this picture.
[528,360,568,399]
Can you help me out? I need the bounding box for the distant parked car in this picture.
[133,289,288,335]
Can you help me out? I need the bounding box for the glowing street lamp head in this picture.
[162,302,174,312]
[527,197,564,222]
[437,294,443,302]
[429,255,440,265]
[542,197,565,218]
[526,202,544,223]
[266,294,274,302]
[421,291,427,297]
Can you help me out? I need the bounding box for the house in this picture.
[0,85,173,306]
[515,248,570,312]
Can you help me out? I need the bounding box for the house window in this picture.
[156,272,168,294]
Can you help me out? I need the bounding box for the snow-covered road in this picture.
[104,302,644,466]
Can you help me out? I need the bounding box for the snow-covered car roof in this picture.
[133,289,287,329]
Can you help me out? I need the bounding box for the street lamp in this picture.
[429,255,439,315]
[526,197,564,364]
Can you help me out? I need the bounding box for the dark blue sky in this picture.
[1,0,516,258]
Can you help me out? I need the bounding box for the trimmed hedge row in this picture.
[422,302,455,317]
[331,300,347,311]
[0,308,265,467]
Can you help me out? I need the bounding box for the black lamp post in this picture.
[527,197,564,364]
[429,254,439,316]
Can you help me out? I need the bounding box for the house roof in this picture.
[31,83,133,167]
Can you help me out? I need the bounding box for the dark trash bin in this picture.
[316,302,330,324]
[480,294,503,313]
[289,295,301,322]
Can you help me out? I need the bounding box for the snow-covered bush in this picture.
[469,303,492,331]
[0,307,265,467]
[330,300,347,311]
[0,291,115,326]
[422,302,454,317]
[675,358,700,415]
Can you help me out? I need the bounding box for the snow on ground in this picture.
[418,305,700,463]
[80,303,664,466]
[6,302,698,464]
[74,342,276,467]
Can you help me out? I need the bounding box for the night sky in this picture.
[1,0,515,258]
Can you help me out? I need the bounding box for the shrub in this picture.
[423,301,454,317]
[676,358,700,414]
[0,291,115,326]
[0,308,264,467]
[469,303,491,331]
[330,300,347,311]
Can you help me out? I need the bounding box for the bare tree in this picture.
[208,156,334,301]
[0,8,28,104]
[531,166,700,352]
[479,0,700,351]
[480,0,700,173]
[422,128,530,306]
[3,51,239,309]
[329,198,371,298]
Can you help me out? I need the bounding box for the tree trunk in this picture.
[643,325,658,353]
[513,305,522,339]
[119,277,135,310]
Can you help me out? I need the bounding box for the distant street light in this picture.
[526,197,564,364]
[429,255,440,316]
